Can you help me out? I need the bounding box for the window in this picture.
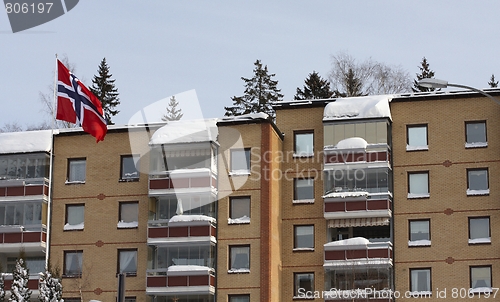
[294,131,314,156]
[229,245,250,273]
[64,251,83,277]
[7,256,44,273]
[120,155,139,181]
[229,295,250,302]
[0,202,42,226]
[67,158,86,183]
[409,220,430,246]
[294,178,314,203]
[467,168,489,195]
[294,225,314,250]
[118,202,138,228]
[470,266,492,293]
[124,298,136,302]
[118,249,138,276]
[294,273,314,298]
[230,149,251,175]
[469,217,491,244]
[410,268,431,293]
[466,121,487,148]
[64,204,84,231]
[408,172,429,198]
[229,196,250,224]
[407,125,428,151]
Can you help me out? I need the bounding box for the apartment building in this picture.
[0,130,52,301]
[0,88,499,302]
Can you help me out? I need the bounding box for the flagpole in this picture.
[45,54,58,271]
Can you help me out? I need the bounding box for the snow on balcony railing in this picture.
[324,238,393,265]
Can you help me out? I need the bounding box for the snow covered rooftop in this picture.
[217,112,269,123]
[323,95,393,121]
[149,119,218,145]
[0,130,53,154]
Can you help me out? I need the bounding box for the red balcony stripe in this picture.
[4,279,39,290]
[345,249,367,259]
[150,179,171,190]
[0,187,5,196]
[190,177,210,188]
[147,276,167,287]
[325,250,345,261]
[171,178,189,189]
[168,226,189,237]
[345,201,366,211]
[368,248,390,258]
[148,227,169,238]
[190,226,210,236]
[25,185,43,195]
[367,199,390,210]
[4,233,22,243]
[189,275,210,286]
[6,186,24,196]
[168,276,188,287]
[325,202,345,212]
[22,232,41,243]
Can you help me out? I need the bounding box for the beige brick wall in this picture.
[50,128,155,302]
[391,95,500,300]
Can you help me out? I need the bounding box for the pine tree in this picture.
[162,96,183,121]
[9,258,31,302]
[0,265,5,302]
[38,268,63,302]
[90,58,120,125]
[344,68,364,97]
[488,74,498,88]
[294,71,337,100]
[224,60,283,119]
[412,57,437,92]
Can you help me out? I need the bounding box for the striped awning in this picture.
[328,217,390,228]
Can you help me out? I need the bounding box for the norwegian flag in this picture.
[56,59,107,142]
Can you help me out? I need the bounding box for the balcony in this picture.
[146,265,215,296]
[324,192,392,220]
[4,273,40,295]
[149,168,216,196]
[148,215,216,245]
[0,225,46,252]
[324,140,390,169]
[0,178,49,200]
[324,238,393,268]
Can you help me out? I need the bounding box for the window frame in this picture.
[407,171,430,199]
[228,294,250,302]
[409,268,432,294]
[408,219,431,247]
[117,248,138,276]
[469,216,491,245]
[406,124,428,151]
[67,158,86,183]
[118,201,139,229]
[228,244,250,273]
[294,272,315,298]
[294,224,315,251]
[293,178,314,203]
[63,250,83,277]
[120,155,140,182]
[470,265,492,293]
[467,168,489,196]
[465,121,487,148]
[293,130,314,157]
[64,203,85,231]
[229,196,251,224]
[230,148,251,175]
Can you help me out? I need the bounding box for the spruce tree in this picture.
[412,57,437,92]
[90,57,120,125]
[294,71,337,100]
[344,68,364,97]
[9,258,31,302]
[38,267,63,302]
[488,74,498,88]
[224,60,283,119]
[162,96,183,121]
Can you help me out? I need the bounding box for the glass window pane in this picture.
[294,273,314,295]
[295,132,313,155]
[119,250,137,274]
[67,205,84,225]
[69,159,86,182]
[229,295,250,302]
[121,156,139,179]
[295,225,314,248]
[295,179,314,200]
[231,149,250,172]
[65,252,82,275]
[466,122,486,143]
[470,218,490,239]
[230,197,250,219]
[408,126,427,146]
[468,170,488,190]
[230,246,249,270]
[120,202,138,223]
[471,266,491,288]
[411,269,430,292]
[409,173,428,194]
[410,220,430,241]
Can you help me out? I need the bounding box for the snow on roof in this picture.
[334,137,368,149]
[167,265,212,273]
[324,237,370,247]
[168,214,216,224]
[218,112,269,123]
[323,95,393,121]
[149,119,218,145]
[0,130,53,154]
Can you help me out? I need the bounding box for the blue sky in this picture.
[1,1,500,128]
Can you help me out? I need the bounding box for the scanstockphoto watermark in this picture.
[298,288,500,299]
[3,0,80,33]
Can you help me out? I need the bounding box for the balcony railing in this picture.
[324,238,393,267]
[0,225,46,251]
[0,178,49,198]
[146,266,215,296]
[324,144,390,165]
[149,168,216,196]
[4,273,40,291]
[148,215,216,245]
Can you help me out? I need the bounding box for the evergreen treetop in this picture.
[294,71,337,100]
[224,60,283,120]
[412,57,437,92]
[488,74,498,88]
[162,96,184,121]
[9,257,31,302]
[90,57,120,125]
